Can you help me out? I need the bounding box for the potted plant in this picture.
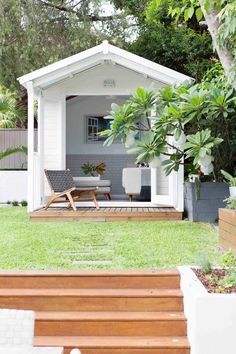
[81,162,106,180]
[221,170,236,197]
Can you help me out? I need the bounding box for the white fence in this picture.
[0,129,37,169]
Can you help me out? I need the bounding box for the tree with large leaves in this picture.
[114,0,215,81]
[147,0,236,89]
[102,69,236,178]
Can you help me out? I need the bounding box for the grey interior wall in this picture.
[66,96,128,155]
[66,154,137,195]
[66,96,137,195]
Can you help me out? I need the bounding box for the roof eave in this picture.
[17,41,194,88]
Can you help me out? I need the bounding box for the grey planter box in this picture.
[184,182,229,222]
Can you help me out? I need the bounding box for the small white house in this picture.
[18,41,191,212]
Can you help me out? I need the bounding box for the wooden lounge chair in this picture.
[44,169,99,210]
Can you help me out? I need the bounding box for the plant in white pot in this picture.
[81,162,106,180]
[221,170,236,197]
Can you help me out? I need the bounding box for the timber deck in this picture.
[30,207,183,222]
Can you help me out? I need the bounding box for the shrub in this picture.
[198,255,212,274]
[221,250,236,268]
[21,200,27,207]
[224,197,236,210]
[11,200,19,206]
[218,270,236,289]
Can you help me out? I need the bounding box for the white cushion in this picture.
[122,168,141,194]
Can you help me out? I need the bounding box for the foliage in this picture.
[0,207,219,269]
[221,250,236,268]
[0,0,218,98]
[218,270,236,289]
[183,130,222,163]
[0,88,25,127]
[197,250,236,292]
[149,0,236,87]
[0,146,27,161]
[219,250,236,289]
[0,0,131,94]
[129,23,214,82]
[198,254,213,274]
[81,162,106,176]
[20,200,28,207]
[224,197,236,210]
[221,170,236,187]
[217,2,236,68]
[125,0,215,81]
[11,200,28,207]
[103,71,236,177]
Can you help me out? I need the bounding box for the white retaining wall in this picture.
[0,171,27,202]
[179,266,236,354]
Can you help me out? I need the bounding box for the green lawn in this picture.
[0,207,220,269]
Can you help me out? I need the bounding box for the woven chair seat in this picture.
[45,170,75,193]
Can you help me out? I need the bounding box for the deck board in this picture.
[30,207,182,222]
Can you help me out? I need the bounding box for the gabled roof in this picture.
[18,41,193,90]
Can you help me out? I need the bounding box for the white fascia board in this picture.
[18,40,193,89]
[33,54,104,89]
[17,43,103,87]
[109,44,193,83]
[109,54,186,85]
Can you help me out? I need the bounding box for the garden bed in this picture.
[179,266,236,354]
[193,268,236,293]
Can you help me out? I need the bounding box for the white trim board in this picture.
[18,41,193,89]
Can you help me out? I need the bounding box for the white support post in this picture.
[176,161,184,212]
[60,98,66,169]
[27,82,35,212]
[38,92,45,206]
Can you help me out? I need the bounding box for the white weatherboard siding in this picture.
[43,99,65,196]
[44,99,65,170]
[156,163,169,196]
